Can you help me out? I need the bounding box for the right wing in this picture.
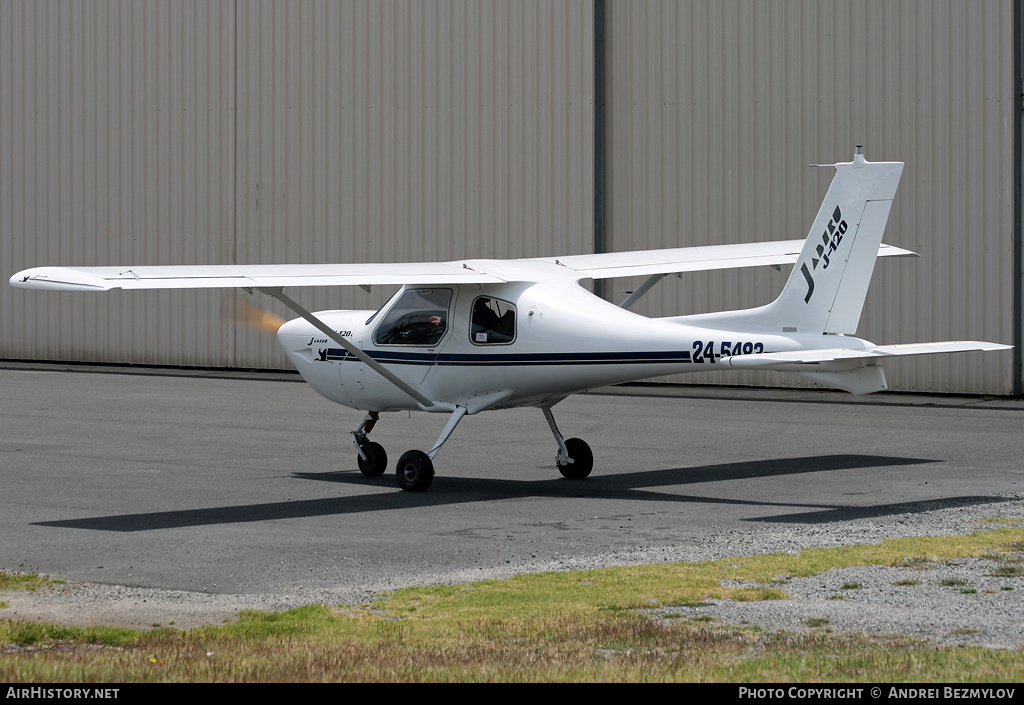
[534,241,916,281]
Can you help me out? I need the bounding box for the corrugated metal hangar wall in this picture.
[1,1,1020,395]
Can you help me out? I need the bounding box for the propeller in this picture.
[221,293,286,334]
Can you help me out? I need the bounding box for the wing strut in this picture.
[618,273,667,310]
[257,287,436,409]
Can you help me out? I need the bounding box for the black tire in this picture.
[357,441,388,477]
[396,450,434,492]
[557,438,593,479]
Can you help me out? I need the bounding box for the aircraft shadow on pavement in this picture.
[34,453,1001,533]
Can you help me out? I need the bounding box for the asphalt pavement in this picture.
[2,364,1022,604]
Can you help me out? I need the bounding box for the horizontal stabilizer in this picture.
[723,341,1012,369]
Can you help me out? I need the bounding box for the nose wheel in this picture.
[356,441,388,477]
[352,412,388,477]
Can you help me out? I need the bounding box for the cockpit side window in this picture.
[373,288,453,346]
[470,296,516,345]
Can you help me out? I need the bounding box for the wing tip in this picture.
[9,267,109,292]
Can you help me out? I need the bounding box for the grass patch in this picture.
[893,579,921,586]
[0,572,57,593]
[940,579,969,587]
[0,619,148,649]
[988,550,1024,564]
[802,617,831,628]
[986,565,1024,578]
[664,600,713,609]
[2,527,1024,682]
[949,628,984,636]
[897,555,934,570]
[839,582,863,590]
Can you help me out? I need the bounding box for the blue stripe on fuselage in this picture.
[322,349,695,366]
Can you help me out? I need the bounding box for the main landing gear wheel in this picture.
[396,450,434,492]
[356,441,388,478]
[557,437,593,479]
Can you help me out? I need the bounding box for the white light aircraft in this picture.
[11,147,1010,491]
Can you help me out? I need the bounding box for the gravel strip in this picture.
[2,495,1022,646]
[655,558,1024,650]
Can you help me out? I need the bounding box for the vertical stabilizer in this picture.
[766,147,904,335]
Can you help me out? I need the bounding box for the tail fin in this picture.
[766,146,904,335]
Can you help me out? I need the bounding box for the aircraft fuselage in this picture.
[277,270,854,414]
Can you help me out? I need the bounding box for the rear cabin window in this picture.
[373,288,453,346]
[470,296,516,345]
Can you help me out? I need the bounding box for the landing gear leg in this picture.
[396,406,468,492]
[352,412,388,477]
[542,407,593,479]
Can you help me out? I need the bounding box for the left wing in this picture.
[9,263,505,292]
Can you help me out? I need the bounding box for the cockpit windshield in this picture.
[373,288,452,346]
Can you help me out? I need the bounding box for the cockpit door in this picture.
[365,287,455,385]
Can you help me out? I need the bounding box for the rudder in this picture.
[766,147,904,335]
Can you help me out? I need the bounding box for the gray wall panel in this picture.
[2,1,594,370]
[1,1,1016,395]
[1,0,238,366]
[230,0,594,368]
[605,0,1015,394]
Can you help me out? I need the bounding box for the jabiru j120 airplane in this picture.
[11,147,1010,491]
